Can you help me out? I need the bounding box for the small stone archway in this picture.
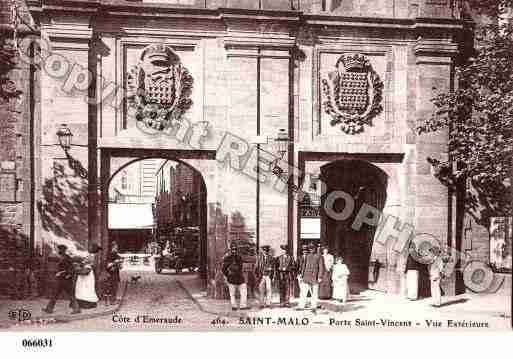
[320,159,388,294]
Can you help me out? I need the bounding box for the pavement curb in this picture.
[177,280,307,319]
[176,280,382,318]
[176,280,237,318]
[0,281,129,329]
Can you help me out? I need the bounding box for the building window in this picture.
[489,217,512,273]
[121,170,128,190]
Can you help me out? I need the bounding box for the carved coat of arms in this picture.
[322,53,383,135]
[127,43,193,132]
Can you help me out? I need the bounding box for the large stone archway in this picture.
[97,148,216,282]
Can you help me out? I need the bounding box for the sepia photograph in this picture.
[0,0,511,341]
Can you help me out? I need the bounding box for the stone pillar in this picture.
[414,39,458,295]
[38,18,94,255]
[99,150,110,268]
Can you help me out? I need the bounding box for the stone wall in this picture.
[0,1,38,298]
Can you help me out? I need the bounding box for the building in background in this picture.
[154,160,202,239]
[109,158,162,204]
[108,159,163,253]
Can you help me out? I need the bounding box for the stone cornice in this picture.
[41,23,94,41]
[218,7,301,22]
[224,36,297,51]
[28,1,466,36]
[27,0,101,15]
[303,15,465,32]
[102,2,218,19]
[415,39,459,58]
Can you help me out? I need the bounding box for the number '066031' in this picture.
[22,338,53,348]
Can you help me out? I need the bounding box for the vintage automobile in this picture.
[154,229,199,274]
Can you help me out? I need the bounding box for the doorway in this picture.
[320,159,388,294]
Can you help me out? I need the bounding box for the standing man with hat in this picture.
[222,242,248,311]
[256,245,275,309]
[275,244,296,307]
[43,244,81,314]
[296,243,325,314]
[88,243,103,298]
[106,242,123,305]
[296,245,308,298]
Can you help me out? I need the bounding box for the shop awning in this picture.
[108,203,155,229]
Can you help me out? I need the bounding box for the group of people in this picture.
[221,242,350,312]
[43,242,124,315]
[297,245,350,313]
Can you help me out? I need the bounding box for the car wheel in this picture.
[155,262,162,274]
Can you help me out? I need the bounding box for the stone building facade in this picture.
[3,0,507,298]
[155,160,203,231]
[0,0,39,298]
[109,158,162,202]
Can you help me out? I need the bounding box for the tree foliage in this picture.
[417,0,513,219]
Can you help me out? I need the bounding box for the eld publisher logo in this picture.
[8,308,32,322]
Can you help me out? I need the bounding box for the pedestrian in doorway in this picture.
[274,244,296,307]
[296,244,325,314]
[332,256,350,305]
[43,244,81,315]
[429,247,445,307]
[106,242,123,305]
[295,245,308,298]
[222,243,248,311]
[88,243,103,297]
[256,245,275,309]
[405,242,420,300]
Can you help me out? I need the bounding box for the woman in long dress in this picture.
[332,256,350,304]
[319,247,334,299]
[74,255,99,309]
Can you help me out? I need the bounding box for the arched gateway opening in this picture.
[102,154,209,281]
[320,159,388,294]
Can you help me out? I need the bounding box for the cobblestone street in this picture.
[11,271,245,331]
[3,269,509,331]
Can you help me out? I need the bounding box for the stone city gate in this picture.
[23,0,476,300]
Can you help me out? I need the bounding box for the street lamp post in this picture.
[251,128,293,254]
[56,124,73,153]
[271,128,289,177]
[55,123,88,179]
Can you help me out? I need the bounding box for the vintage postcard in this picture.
[0,0,511,336]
